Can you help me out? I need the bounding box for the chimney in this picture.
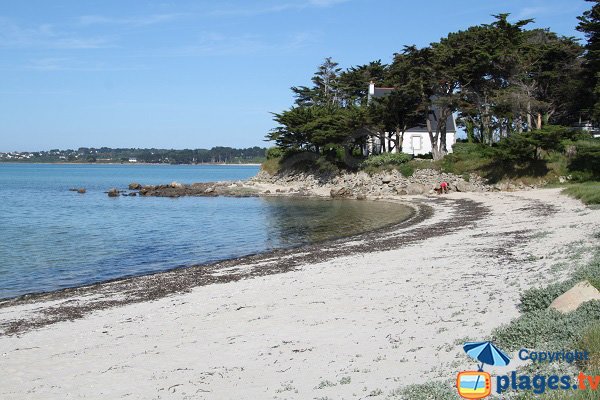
[368,81,375,96]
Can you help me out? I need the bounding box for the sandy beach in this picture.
[1,188,599,399]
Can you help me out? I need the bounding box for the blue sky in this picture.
[0,0,591,151]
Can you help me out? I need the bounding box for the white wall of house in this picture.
[402,131,456,156]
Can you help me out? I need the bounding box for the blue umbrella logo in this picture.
[463,341,511,370]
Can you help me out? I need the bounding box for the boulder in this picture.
[405,183,429,195]
[77,188,86,194]
[549,281,600,313]
[381,175,394,184]
[128,182,142,190]
[330,186,352,198]
[455,181,473,192]
[356,193,367,200]
[170,181,183,189]
[107,188,119,197]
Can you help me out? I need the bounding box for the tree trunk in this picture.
[536,113,542,130]
[526,101,532,132]
[427,119,443,160]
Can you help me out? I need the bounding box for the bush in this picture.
[568,140,600,181]
[493,301,600,351]
[361,152,413,168]
[519,282,574,313]
[388,381,458,399]
[440,143,495,176]
[266,147,283,160]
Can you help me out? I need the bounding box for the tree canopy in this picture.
[268,8,597,165]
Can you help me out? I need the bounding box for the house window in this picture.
[411,135,422,151]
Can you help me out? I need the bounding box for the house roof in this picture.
[372,88,395,98]
[370,86,456,133]
[406,109,456,133]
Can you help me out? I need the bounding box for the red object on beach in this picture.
[440,181,448,188]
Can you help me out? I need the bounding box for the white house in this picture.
[367,82,457,156]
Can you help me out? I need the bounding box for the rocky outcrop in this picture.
[107,188,120,197]
[252,168,493,198]
[134,182,259,198]
[128,182,142,190]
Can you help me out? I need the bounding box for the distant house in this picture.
[128,158,138,163]
[573,121,600,138]
[367,82,457,156]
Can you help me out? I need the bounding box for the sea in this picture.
[0,163,413,299]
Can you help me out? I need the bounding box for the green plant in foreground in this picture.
[563,182,600,205]
[387,381,457,399]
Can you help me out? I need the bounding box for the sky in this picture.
[0,0,592,152]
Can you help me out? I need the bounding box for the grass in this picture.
[563,182,600,205]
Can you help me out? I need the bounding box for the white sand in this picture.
[1,189,599,399]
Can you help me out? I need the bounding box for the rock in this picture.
[77,188,86,194]
[128,182,142,190]
[559,176,567,183]
[455,181,473,192]
[170,181,183,189]
[356,193,367,200]
[204,187,215,194]
[264,190,271,194]
[107,188,119,197]
[549,281,600,313]
[405,183,429,195]
[128,192,137,196]
[381,175,393,184]
[330,186,352,198]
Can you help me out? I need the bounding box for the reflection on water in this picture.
[262,197,413,245]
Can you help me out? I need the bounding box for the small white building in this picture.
[367,82,457,156]
[128,158,138,163]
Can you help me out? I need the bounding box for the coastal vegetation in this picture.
[0,146,267,164]
[264,1,600,191]
[563,183,600,205]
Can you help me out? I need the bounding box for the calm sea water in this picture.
[0,164,412,299]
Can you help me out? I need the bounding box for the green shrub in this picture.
[266,147,283,160]
[493,301,600,351]
[440,143,495,176]
[361,152,413,168]
[388,381,458,399]
[519,282,573,313]
[398,163,415,177]
[568,140,600,181]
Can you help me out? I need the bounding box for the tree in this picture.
[291,57,342,107]
[577,0,600,121]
